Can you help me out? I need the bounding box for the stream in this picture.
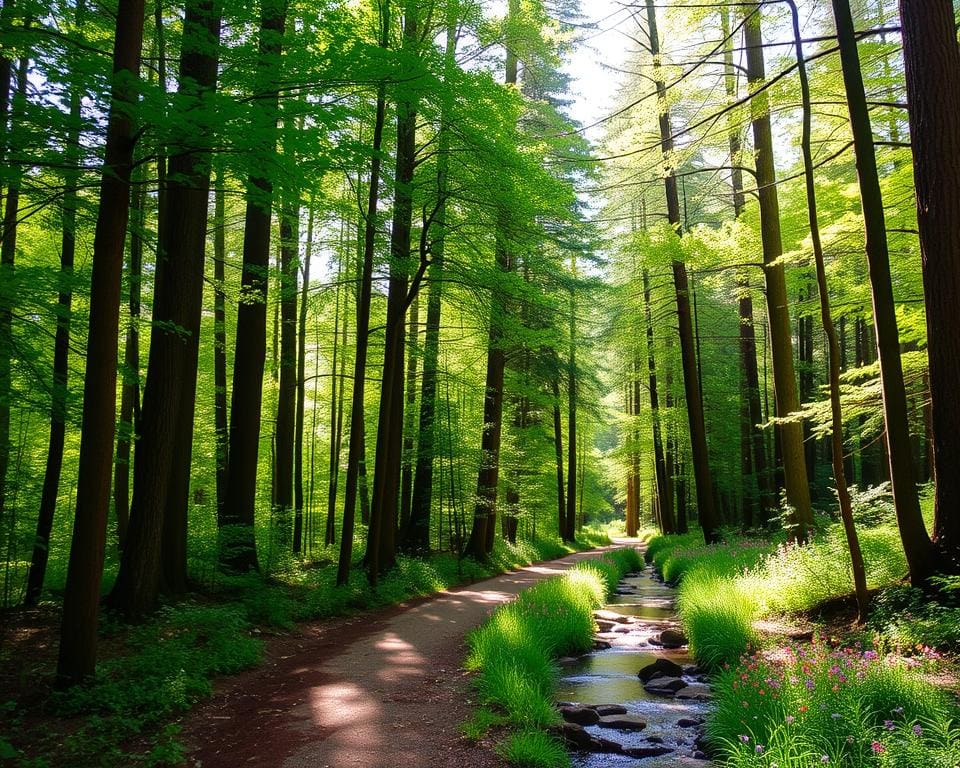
[555,564,714,767]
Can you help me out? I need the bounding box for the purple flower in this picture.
[755,744,765,754]
[739,734,750,743]
[885,720,896,731]
[805,678,816,690]
[912,724,923,736]
[864,650,878,660]
[785,716,796,724]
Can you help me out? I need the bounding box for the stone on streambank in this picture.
[638,658,684,682]
[644,676,688,695]
[554,723,623,754]
[624,745,674,758]
[593,609,634,623]
[560,705,600,725]
[590,704,628,716]
[597,714,647,731]
[650,628,688,648]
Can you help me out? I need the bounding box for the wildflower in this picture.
[892,706,904,715]
[864,650,878,660]
[785,716,795,724]
[831,713,841,720]
[912,724,923,736]
[884,720,895,731]
[755,744,765,754]
[821,756,830,763]
[799,705,808,713]
[739,734,750,743]
[846,736,855,744]
[805,678,815,690]
[871,741,886,754]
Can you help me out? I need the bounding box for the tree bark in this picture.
[336,1,389,584]
[788,0,868,617]
[57,0,146,685]
[367,0,419,585]
[831,0,933,583]
[221,0,287,573]
[275,186,299,546]
[897,0,960,575]
[464,0,519,560]
[743,0,813,539]
[645,0,718,543]
[643,269,672,534]
[213,169,229,528]
[111,0,222,613]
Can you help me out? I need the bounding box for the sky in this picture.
[561,1,637,144]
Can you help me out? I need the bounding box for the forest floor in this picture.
[177,543,626,768]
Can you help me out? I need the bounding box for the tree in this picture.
[221,0,288,573]
[57,0,147,684]
[897,0,960,574]
[742,0,812,539]
[830,0,932,584]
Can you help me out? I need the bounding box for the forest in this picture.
[0,0,959,765]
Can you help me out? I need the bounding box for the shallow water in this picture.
[557,564,714,767]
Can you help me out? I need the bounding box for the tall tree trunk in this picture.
[897,0,960,574]
[0,52,27,535]
[56,0,146,685]
[213,169,229,528]
[552,376,566,536]
[110,0,222,613]
[367,0,419,585]
[399,293,419,535]
[743,0,813,539]
[643,269,672,533]
[325,254,343,547]
[831,0,933,584]
[464,0,519,560]
[114,175,144,549]
[221,0,287,573]
[788,0,868,617]
[403,43,451,552]
[26,21,84,604]
[336,2,389,585]
[564,266,577,543]
[274,186,299,547]
[645,0,718,543]
[293,203,312,553]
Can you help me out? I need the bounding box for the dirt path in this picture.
[181,544,627,768]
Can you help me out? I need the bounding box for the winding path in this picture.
[181,543,629,768]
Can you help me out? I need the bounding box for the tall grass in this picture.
[465,547,642,766]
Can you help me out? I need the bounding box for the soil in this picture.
[178,546,621,768]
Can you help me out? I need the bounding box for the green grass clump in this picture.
[677,572,759,670]
[460,707,508,741]
[707,639,960,768]
[465,547,640,766]
[496,730,571,768]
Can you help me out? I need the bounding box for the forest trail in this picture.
[182,543,629,768]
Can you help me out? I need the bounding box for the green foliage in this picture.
[496,730,571,768]
[459,707,508,741]
[870,582,960,652]
[707,640,959,768]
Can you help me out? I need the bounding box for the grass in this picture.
[496,729,572,768]
[465,546,644,766]
[2,531,612,768]
[645,498,960,768]
[707,638,960,767]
